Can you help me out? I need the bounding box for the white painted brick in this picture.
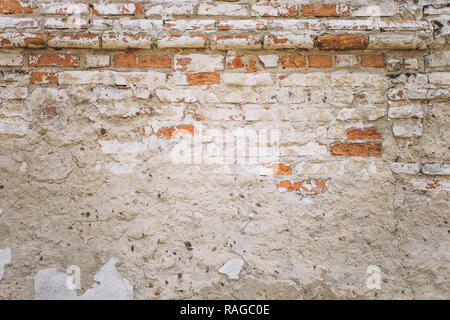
[352,3,398,17]
[174,54,224,72]
[258,55,279,68]
[0,86,28,99]
[58,71,166,88]
[392,122,423,137]
[102,34,153,49]
[0,17,38,29]
[425,51,450,67]
[422,163,450,175]
[0,52,23,66]
[222,73,273,86]
[157,35,206,48]
[335,55,359,68]
[211,35,261,50]
[198,3,248,16]
[145,3,194,16]
[368,34,421,49]
[165,20,216,31]
[264,33,314,49]
[390,163,420,174]
[270,19,322,31]
[388,105,423,119]
[99,140,147,154]
[251,4,298,17]
[85,54,110,68]
[39,2,90,15]
[44,18,88,29]
[218,20,267,30]
[155,89,198,103]
[429,72,450,85]
[0,117,28,136]
[93,3,142,15]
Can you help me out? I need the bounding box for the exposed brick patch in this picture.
[138,55,171,68]
[41,106,58,119]
[302,4,349,17]
[361,54,385,67]
[269,163,292,175]
[186,72,220,85]
[0,0,32,14]
[309,55,332,67]
[157,125,194,139]
[247,60,259,73]
[31,71,57,84]
[226,56,243,69]
[281,55,305,68]
[330,143,382,157]
[29,54,79,67]
[278,180,328,194]
[114,54,136,68]
[317,34,366,50]
[345,127,381,140]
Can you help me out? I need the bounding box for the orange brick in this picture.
[330,143,382,157]
[247,60,259,73]
[317,34,366,50]
[157,125,194,139]
[361,54,385,67]
[302,4,349,17]
[309,55,332,67]
[278,180,328,194]
[346,127,381,140]
[138,55,172,68]
[270,163,292,175]
[0,0,32,14]
[227,56,243,69]
[29,54,79,67]
[31,71,57,84]
[114,54,136,68]
[281,55,305,68]
[186,72,220,85]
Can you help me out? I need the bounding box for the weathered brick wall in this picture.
[0,0,448,299]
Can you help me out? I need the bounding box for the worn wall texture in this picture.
[0,0,449,300]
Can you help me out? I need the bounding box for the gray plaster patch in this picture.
[0,248,11,280]
[218,258,245,280]
[34,258,133,300]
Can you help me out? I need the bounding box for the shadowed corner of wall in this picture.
[33,257,133,300]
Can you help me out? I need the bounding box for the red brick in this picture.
[361,54,385,67]
[309,55,332,67]
[346,127,381,140]
[157,125,194,139]
[186,72,220,85]
[226,56,243,69]
[41,107,58,119]
[247,60,259,73]
[317,34,366,50]
[29,54,80,67]
[0,0,32,14]
[269,163,292,175]
[281,55,305,68]
[31,71,57,84]
[138,55,172,68]
[302,4,349,17]
[114,54,136,68]
[278,180,328,194]
[330,143,382,157]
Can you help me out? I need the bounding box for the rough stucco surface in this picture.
[0,0,449,300]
